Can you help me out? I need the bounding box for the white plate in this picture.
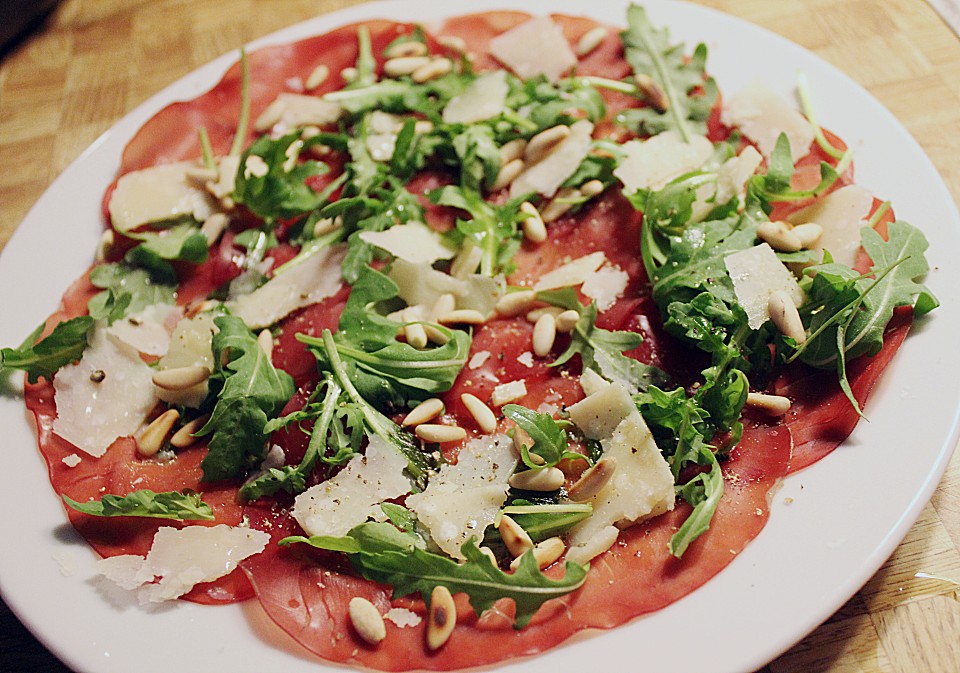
[1,1,958,672]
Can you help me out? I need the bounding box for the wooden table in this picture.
[1,1,958,671]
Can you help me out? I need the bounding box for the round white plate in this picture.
[1,1,958,672]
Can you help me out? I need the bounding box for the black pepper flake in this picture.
[89,369,106,383]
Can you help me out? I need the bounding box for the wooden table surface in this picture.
[1,1,959,671]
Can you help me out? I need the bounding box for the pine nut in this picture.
[568,456,617,501]
[450,239,482,279]
[95,229,115,262]
[423,323,450,345]
[384,41,428,59]
[461,393,497,433]
[746,392,792,416]
[496,290,538,317]
[415,424,467,444]
[524,125,571,165]
[438,309,486,325]
[170,414,210,449]
[490,158,525,192]
[532,313,557,357]
[791,222,824,248]
[313,216,341,237]
[201,213,229,246]
[138,409,179,457]
[426,586,456,650]
[414,120,434,135]
[152,365,211,391]
[430,293,456,321]
[510,536,566,570]
[576,27,608,57]
[768,290,806,344]
[520,202,547,243]
[402,398,445,426]
[412,57,453,83]
[305,64,330,90]
[508,466,565,491]
[511,427,534,456]
[634,73,670,113]
[566,525,619,564]
[257,329,274,359]
[757,221,802,253]
[499,138,527,164]
[244,155,269,179]
[348,596,386,645]
[498,515,533,558]
[580,179,605,198]
[405,322,428,349]
[437,35,467,53]
[541,187,582,222]
[478,546,499,566]
[383,56,431,77]
[341,66,358,83]
[555,309,580,333]
[526,306,563,323]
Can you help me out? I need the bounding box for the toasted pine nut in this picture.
[257,329,274,359]
[768,290,806,344]
[580,179,605,198]
[170,414,210,449]
[405,322,428,349]
[532,313,557,357]
[526,306,563,323]
[541,187,582,222]
[512,427,534,456]
[305,64,330,90]
[746,392,792,416]
[524,125,571,165]
[414,120,434,135]
[423,323,450,345]
[313,216,341,237]
[496,290,538,317]
[498,515,534,558]
[412,57,453,83]
[461,393,497,434]
[348,596,386,645]
[402,398,445,426]
[95,229,115,263]
[499,138,527,164]
[438,309,486,325]
[416,424,467,443]
[510,536,566,570]
[341,66,358,82]
[430,293,456,321]
[201,213,229,246]
[791,222,824,248]
[152,365,211,392]
[508,466,565,491]
[383,55,431,77]
[555,309,580,333]
[634,73,670,112]
[478,546,499,566]
[138,409,179,457]
[437,35,467,53]
[520,202,547,243]
[427,586,456,650]
[576,27,608,57]
[384,41,428,59]
[490,158,525,192]
[757,220,802,253]
[568,456,617,501]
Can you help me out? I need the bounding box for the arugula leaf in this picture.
[497,502,592,543]
[197,315,295,481]
[87,263,176,324]
[749,133,853,204]
[550,302,668,392]
[283,522,588,628]
[0,316,94,383]
[501,405,580,469]
[63,490,214,520]
[668,446,723,557]
[124,222,209,282]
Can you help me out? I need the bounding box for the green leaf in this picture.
[668,446,723,557]
[124,222,209,282]
[0,316,94,384]
[87,263,176,324]
[498,502,592,542]
[501,405,579,469]
[63,490,214,521]
[431,185,524,276]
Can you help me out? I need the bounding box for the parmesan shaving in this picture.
[724,243,805,330]
[613,132,714,193]
[721,80,814,162]
[488,16,577,83]
[509,120,594,199]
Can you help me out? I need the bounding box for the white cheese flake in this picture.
[53,325,158,458]
[359,221,456,265]
[491,379,527,407]
[613,131,714,193]
[96,525,269,603]
[509,120,594,199]
[292,436,412,538]
[61,454,82,468]
[109,162,219,233]
[406,434,516,559]
[581,264,629,311]
[255,93,343,133]
[488,16,577,83]
[468,350,492,370]
[787,184,874,269]
[516,351,535,368]
[533,251,606,291]
[105,303,181,357]
[721,80,814,162]
[724,243,805,330]
[442,70,509,124]
[384,607,422,628]
[155,312,217,409]
[228,246,345,330]
[388,258,501,317]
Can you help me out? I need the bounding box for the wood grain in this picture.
[1,1,958,672]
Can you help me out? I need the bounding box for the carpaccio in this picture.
[22,8,913,671]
